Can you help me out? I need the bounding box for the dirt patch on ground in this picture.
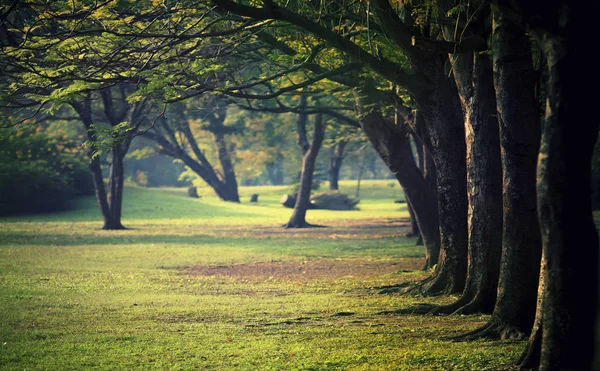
[182,258,423,281]
[181,218,421,281]
[206,218,413,240]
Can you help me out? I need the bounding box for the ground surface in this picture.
[0,184,527,370]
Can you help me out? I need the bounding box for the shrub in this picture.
[0,125,93,215]
[310,190,360,210]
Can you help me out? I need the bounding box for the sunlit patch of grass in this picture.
[0,181,525,370]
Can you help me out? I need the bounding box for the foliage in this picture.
[0,124,94,215]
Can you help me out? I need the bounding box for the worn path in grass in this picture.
[181,218,424,281]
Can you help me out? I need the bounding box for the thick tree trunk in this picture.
[457,6,542,340]
[286,113,325,228]
[429,51,502,315]
[415,80,469,295]
[328,141,346,190]
[355,92,441,270]
[535,22,599,370]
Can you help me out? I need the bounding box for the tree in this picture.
[144,97,241,202]
[508,0,599,368]
[285,95,326,228]
[71,88,151,229]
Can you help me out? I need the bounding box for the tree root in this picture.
[377,282,417,294]
[403,274,450,297]
[283,221,324,228]
[449,319,527,342]
[377,303,439,315]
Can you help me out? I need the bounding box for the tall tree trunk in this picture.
[71,98,120,230]
[106,146,126,230]
[328,140,346,190]
[458,6,542,340]
[355,91,441,270]
[441,51,502,314]
[530,7,597,368]
[415,78,469,295]
[286,113,325,228]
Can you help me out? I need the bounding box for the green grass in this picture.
[0,180,525,370]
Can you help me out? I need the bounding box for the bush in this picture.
[310,190,359,210]
[0,125,94,215]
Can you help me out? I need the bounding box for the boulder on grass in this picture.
[310,191,359,210]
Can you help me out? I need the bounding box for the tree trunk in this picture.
[535,17,599,370]
[415,78,469,295]
[355,91,441,270]
[406,197,420,238]
[355,155,365,199]
[457,6,542,340]
[328,140,346,190]
[106,146,126,230]
[213,131,240,202]
[286,113,325,228]
[71,98,122,230]
[424,51,502,315]
[266,153,285,185]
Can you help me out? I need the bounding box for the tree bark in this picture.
[212,130,240,202]
[530,8,598,368]
[424,51,502,315]
[71,97,122,230]
[286,112,325,228]
[415,80,469,295]
[457,6,542,340]
[106,146,126,230]
[328,140,346,190]
[355,91,441,270]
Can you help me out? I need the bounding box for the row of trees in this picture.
[1,0,597,368]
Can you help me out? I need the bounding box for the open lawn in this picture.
[0,180,525,370]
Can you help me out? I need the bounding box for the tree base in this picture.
[283,221,324,229]
[102,224,127,230]
[378,294,487,316]
[450,318,528,342]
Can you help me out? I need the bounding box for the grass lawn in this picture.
[0,180,525,370]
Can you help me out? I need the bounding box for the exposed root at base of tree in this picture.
[402,274,457,297]
[376,281,418,294]
[376,296,486,316]
[514,324,541,370]
[282,222,325,229]
[449,319,528,342]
